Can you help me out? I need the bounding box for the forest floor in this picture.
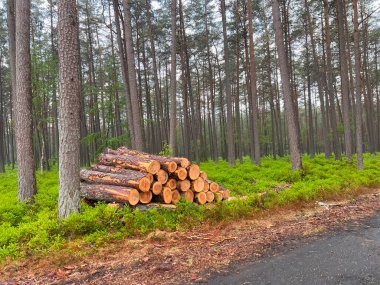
[1,187,379,285]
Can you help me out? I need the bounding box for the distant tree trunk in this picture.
[336,0,352,161]
[123,0,144,151]
[15,0,37,202]
[112,0,135,148]
[58,0,81,218]
[323,0,341,160]
[220,0,235,165]
[247,0,261,164]
[6,0,16,170]
[353,0,363,169]
[272,0,302,170]
[169,0,177,154]
[234,1,242,164]
[0,56,5,173]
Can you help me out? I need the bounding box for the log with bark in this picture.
[172,167,187,180]
[165,178,177,190]
[191,177,205,192]
[171,189,181,203]
[154,186,172,204]
[116,147,190,168]
[80,183,140,205]
[98,153,160,174]
[80,169,151,192]
[152,182,163,195]
[155,169,169,184]
[181,190,194,203]
[108,147,185,172]
[177,179,190,192]
[206,179,220,192]
[195,192,207,205]
[139,191,153,204]
[187,164,200,180]
[205,191,215,203]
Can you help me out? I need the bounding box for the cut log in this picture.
[165,178,177,190]
[152,182,163,195]
[195,192,207,205]
[181,190,194,203]
[154,187,172,204]
[199,171,208,180]
[177,179,190,192]
[222,189,231,200]
[98,153,160,174]
[191,177,205,193]
[109,147,180,172]
[80,184,140,205]
[214,192,223,202]
[146,173,154,184]
[205,191,215,203]
[171,189,181,203]
[203,180,210,192]
[139,191,153,204]
[155,169,169,184]
[187,164,200,180]
[80,169,151,192]
[172,167,187,180]
[207,180,220,192]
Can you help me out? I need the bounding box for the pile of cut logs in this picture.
[79,147,230,207]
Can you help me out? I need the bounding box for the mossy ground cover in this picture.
[1,154,379,261]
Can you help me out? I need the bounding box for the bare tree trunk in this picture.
[353,0,363,169]
[247,0,261,164]
[220,0,235,165]
[58,0,81,218]
[112,0,135,148]
[15,0,37,202]
[169,0,177,154]
[123,0,144,151]
[336,0,352,161]
[272,0,302,170]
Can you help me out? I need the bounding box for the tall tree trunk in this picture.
[123,0,144,151]
[220,0,235,165]
[112,0,135,148]
[247,0,261,164]
[169,0,177,154]
[323,0,341,160]
[234,1,242,164]
[353,0,363,169]
[272,0,302,170]
[58,0,81,218]
[15,0,37,202]
[336,0,352,161]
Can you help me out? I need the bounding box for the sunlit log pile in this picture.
[79,147,230,207]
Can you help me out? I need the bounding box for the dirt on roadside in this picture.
[1,188,380,285]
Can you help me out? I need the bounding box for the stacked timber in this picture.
[79,147,231,207]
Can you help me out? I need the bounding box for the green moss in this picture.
[0,153,380,261]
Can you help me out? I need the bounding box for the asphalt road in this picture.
[206,212,380,285]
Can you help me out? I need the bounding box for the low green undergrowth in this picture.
[0,153,379,261]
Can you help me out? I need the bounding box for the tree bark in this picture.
[80,183,140,205]
[247,0,261,164]
[58,0,81,217]
[220,0,235,165]
[271,0,302,170]
[169,0,177,154]
[15,0,37,202]
[336,0,352,160]
[123,0,144,151]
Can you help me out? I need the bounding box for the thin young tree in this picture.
[220,0,235,165]
[353,0,363,169]
[336,0,352,161]
[58,0,81,218]
[14,0,37,202]
[247,0,260,164]
[271,0,302,170]
[169,0,177,154]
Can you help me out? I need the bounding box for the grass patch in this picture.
[0,153,379,261]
